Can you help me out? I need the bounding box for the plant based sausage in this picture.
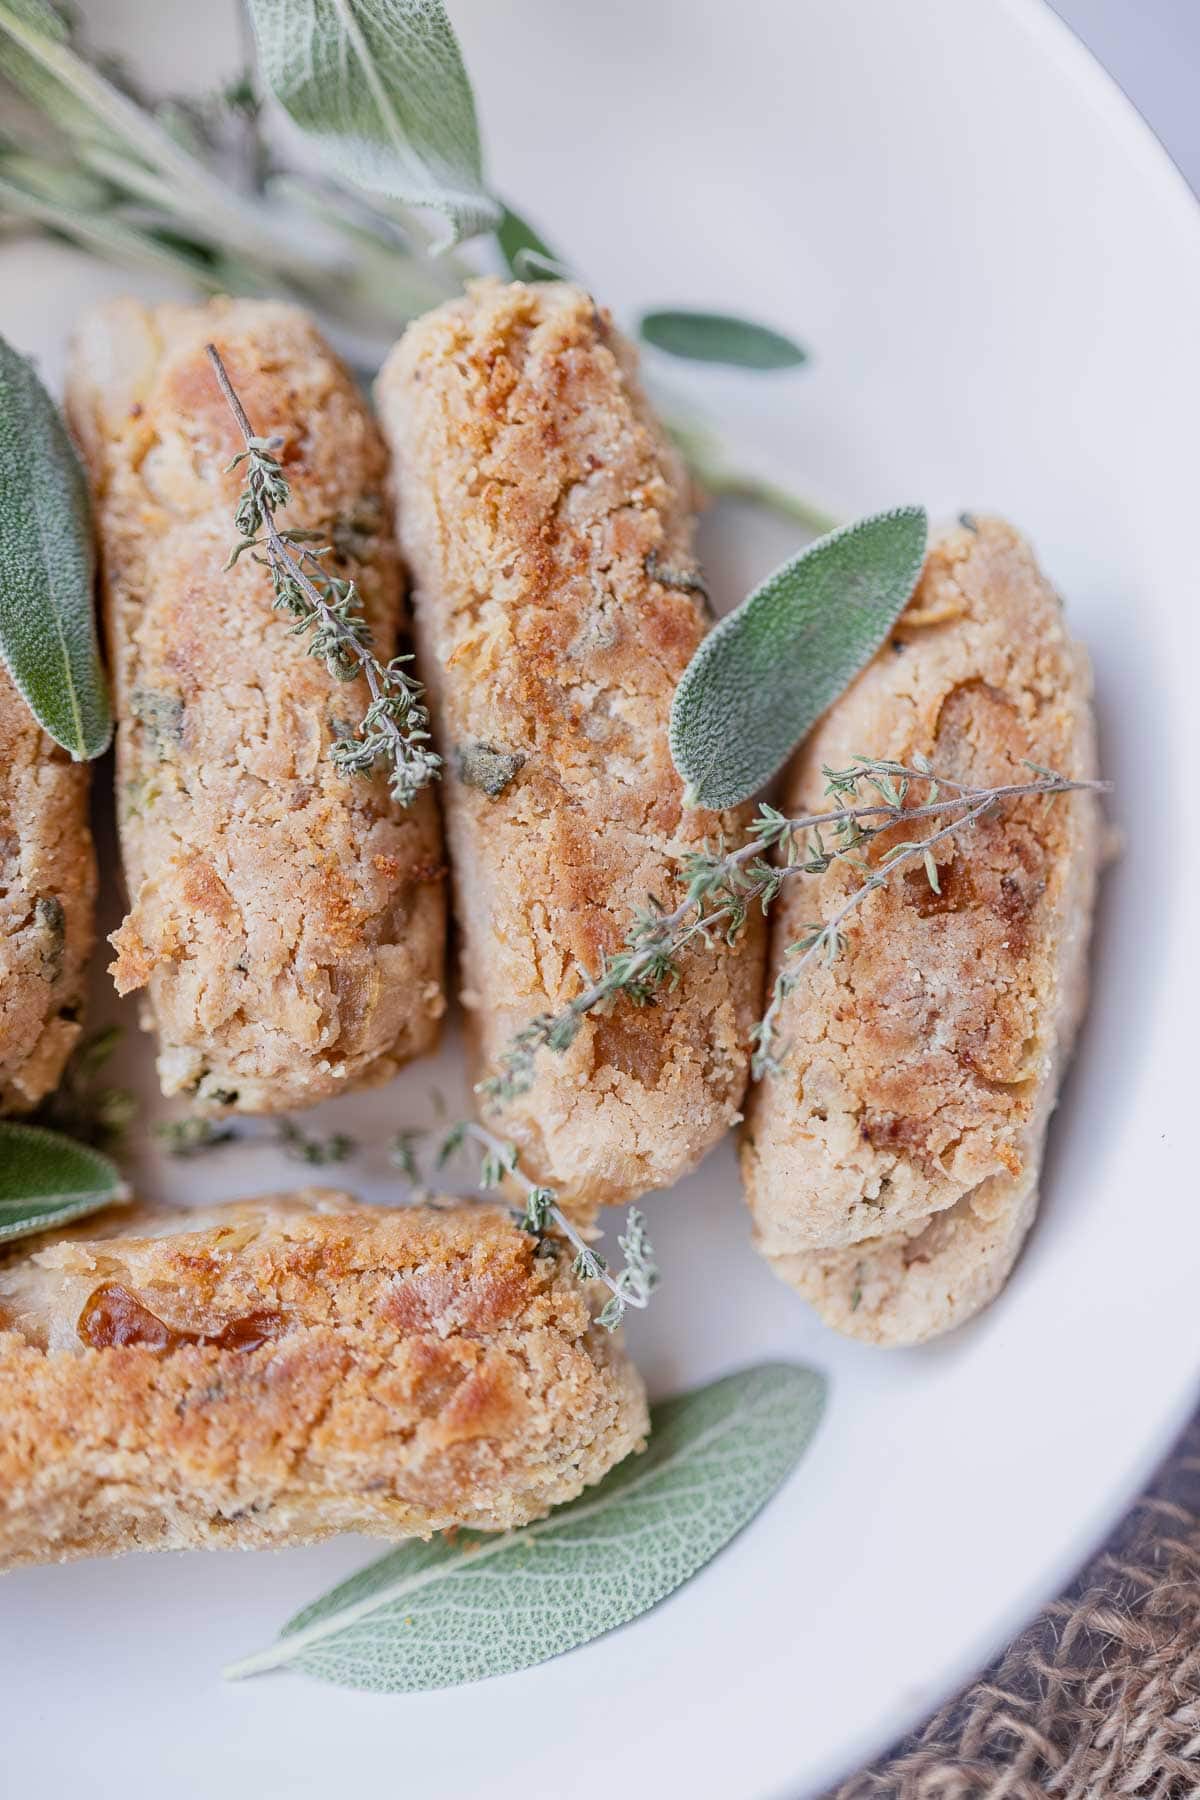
[0,1190,647,1567]
[741,518,1101,1344]
[376,281,765,1213]
[66,298,445,1113]
[0,665,96,1113]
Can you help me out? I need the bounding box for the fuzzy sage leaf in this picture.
[0,332,111,759]
[224,1361,825,1689]
[0,1121,127,1244]
[640,309,807,370]
[246,0,500,249]
[670,507,927,809]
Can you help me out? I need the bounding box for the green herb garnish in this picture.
[207,344,440,807]
[223,1362,825,1690]
[0,1120,127,1244]
[0,331,111,758]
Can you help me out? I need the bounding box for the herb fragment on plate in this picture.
[640,308,807,370]
[32,1026,136,1151]
[0,330,111,758]
[245,0,500,249]
[155,1116,239,1158]
[206,345,441,807]
[454,1121,658,1332]
[223,1361,825,1690]
[276,1119,357,1167]
[0,1120,127,1244]
[479,758,1108,1106]
[670,507,929,811]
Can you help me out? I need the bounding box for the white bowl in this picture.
[2,2,1198,1795]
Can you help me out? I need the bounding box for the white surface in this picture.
[1052,0,1200,189]
[2,2,1200,1797]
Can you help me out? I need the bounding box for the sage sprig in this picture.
[224,1362,825,1690]
[207,345,440,807]
[0,1121,127,1244]
[245,0,500,249]
[670,507,928,811]
[0,331,111,758]
[1,3,832,534]
[640,309,807,370]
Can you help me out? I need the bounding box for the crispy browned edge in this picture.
[0,1191,648,1567]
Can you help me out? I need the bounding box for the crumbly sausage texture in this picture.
[0,665,96,1113]
[741,518,1100,1345]
[0,1191,647,1568]
[376,280,764,1212]
[65,298,445,1114]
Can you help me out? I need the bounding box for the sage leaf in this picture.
[0,332,111,759]
[496,203,565,281]
[640,309,807,370]
[670,506,928,810]
[224,1361,825,1689]
[246,0,500,249]
[0,1122,127,1244]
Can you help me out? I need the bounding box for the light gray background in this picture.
[1053,0,1199,189]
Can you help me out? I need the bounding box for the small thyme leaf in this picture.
[644,550,709,600]
[669,507,929,810]
[461,1122,658,1333]
[206,345,440,807]
[0,1121,127,1244]
[223,1363,826,1690]
[455,741,525,797]
[276,1119,357,1167]
[155,1116,239,1158]
[31,1027,135,1152]
[639,309,807,370]
[387,1128,426,1187]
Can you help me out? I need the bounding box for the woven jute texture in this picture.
[830,1411,1200,1799]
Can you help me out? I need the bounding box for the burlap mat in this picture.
[829,1411,1200,1798]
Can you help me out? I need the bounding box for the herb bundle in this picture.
[0,0,819,523]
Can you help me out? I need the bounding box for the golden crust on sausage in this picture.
[0,665,96,1112]
[741,518,1100,1343]
[376,280,764,1212]
[65,297,445,1114]
[0,1191,647,1567]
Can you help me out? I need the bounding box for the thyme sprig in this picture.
[452,1121,659,1332]
[205,345,441,807]
[480,758,1108,1102]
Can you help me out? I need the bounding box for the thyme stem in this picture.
[480,762,1109,1103]
[205,344,440,806]
[461,1121,657,1327]
[752,788,996,1074]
